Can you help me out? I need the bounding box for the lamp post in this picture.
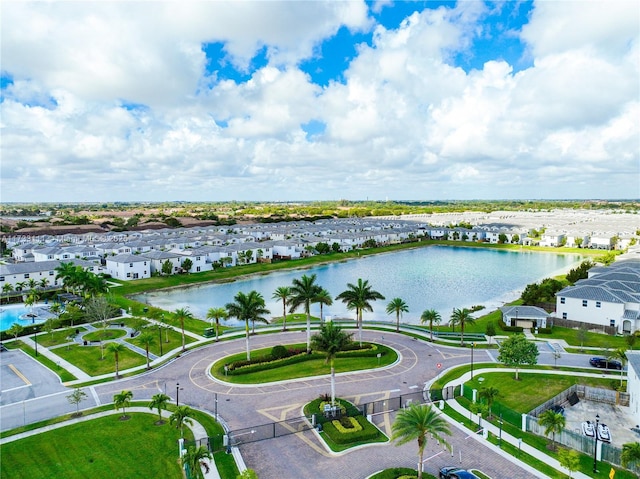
[158,325,163,356]
[593,413,600,473]
[176,382,183,406]
[470,342,475,379]
[33,327,38,357]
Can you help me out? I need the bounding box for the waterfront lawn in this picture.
[543,326,639,350]
[0,414,183,479]
[211,342,397,384]
[55,344,146,376]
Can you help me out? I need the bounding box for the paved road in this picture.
[84,331,538,479]
[4,330,581,477]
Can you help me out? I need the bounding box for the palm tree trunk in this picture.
[418,447,424,479]
[146,346,150,369]
[245,320,251,361]
[306,313,311,354]
[215,319,219,341]
[330,360,336,406]
[460,322,465,346]
[282,301,287,331]
[396,312,400,333]
[181,319,186,352]
[358,310,363,347]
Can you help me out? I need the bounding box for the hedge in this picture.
[321,415,380,444]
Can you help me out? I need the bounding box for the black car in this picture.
[549,404,565,416]
[439,467,480,479]
[589,357,622,370]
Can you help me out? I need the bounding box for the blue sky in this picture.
[1,1,638,202]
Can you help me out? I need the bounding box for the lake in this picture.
[135,246,581,326]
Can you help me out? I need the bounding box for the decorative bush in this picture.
[270,345,288,359]
[537,327,553,334]
[332,416,362,433]
[321,415,381,444]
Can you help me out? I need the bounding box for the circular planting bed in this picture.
[210,342,398,384]
[82,329,128,342]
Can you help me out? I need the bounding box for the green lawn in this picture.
[37,327,87,347]
[127,326,190,356]
[543,326,638,350]
[211,342,398,384]
[83,329,127,342]
[54,344,146,376]
[464,372,616,413]
[0,414,185,479]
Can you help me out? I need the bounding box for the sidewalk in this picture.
[442,368,594,479]
[20,336,91,381]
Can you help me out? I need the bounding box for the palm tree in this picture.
[289,274,323,354]
[478,386,500,419]
[182,445,213,479]
[148,392,171,424]
[113,390,133,419]
[621,442,640,468]
[137,331,155,369]
[336,278,385,346]
[315,288,333,323]
[107,342,126,378]
[311,322,353,405]
[225,290,270,360]
[539,409,565,451]
[391,403,451,479]
[450,307,475,346]
[170,405,194,438]
[55,262,79,293]
[386,297,408,333]
[608,347,628,387]
[174,307,194,352]
[206,307,228,341]
[272,286,292,331]
[420,309,441,342]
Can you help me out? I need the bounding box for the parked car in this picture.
[549,404,565,416]
[589,357,622,370]
[439,467,480,479]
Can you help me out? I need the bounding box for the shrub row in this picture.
[226,351,323,375]
[498,319,524,333]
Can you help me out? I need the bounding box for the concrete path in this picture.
[20,336,91,381]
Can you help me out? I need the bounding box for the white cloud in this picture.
[0,1,638,202]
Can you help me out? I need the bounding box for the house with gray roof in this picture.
[0,259,104,291]
[105,253,150,281]
[626,351,640,427]
[554,259,640,334]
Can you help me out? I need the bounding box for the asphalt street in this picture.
[0,330,608,478]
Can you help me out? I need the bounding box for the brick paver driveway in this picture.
[93,330,538,479]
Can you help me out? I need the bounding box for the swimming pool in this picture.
[0,304,55,332]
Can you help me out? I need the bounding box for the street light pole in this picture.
[593,413,600,473]
[33,327,38,357]
[176,382,180,407]
[470,342,475,379]
[158,325,163,356]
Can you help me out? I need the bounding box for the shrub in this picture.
[321,415,380,444]
[270,345,288,359]
[332,416,362,433]
[537,327,553,334]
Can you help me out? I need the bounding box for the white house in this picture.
[0,259,104,291]
[554,259,640,334]
[626,351,640,427]
[500,305,549,329]
[105,254,150,281]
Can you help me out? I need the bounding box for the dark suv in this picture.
[589,357,622,370]
[439,467,480,479]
